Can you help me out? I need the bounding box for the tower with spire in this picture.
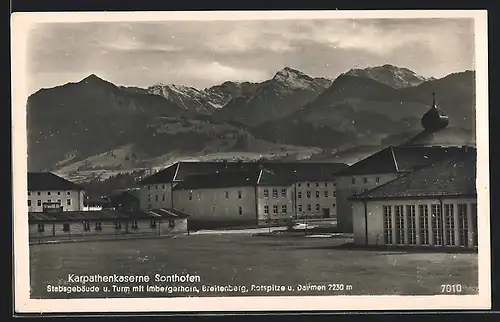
[420,92,449,132]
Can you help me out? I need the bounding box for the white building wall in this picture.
[27,190,84,212]
[352,197,477,248]
[294,181,337,219]
[336,173,399,232]
[139,183,174,210]
[256,185,294,223]
[173,186,257,223]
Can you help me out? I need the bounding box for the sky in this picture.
[25,18,475,95]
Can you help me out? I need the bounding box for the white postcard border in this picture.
[12,10,490,313]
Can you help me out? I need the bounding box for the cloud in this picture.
[170,60,270,85]
[24,18,475,94]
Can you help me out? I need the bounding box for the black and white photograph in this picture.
[12,10,490,313]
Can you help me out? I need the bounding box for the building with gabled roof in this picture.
[350,152,477,248]
[137,161,347,229]
[341,92,478,247]
[29,208,189,241]
[27,172,85,212]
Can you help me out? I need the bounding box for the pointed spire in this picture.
[421,91,449,132]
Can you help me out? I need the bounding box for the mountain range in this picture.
[26,64,476,183]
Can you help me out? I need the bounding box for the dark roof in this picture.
[28,208,189,222]
[261,162,348,182]
[402,127,476,147]
[28,172,83,191]
[173,170,260,190]
[352,152,476,200]
[140,161,348,185]
[336,146,475,176]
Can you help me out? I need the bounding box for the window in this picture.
[95,222,102,231]
[383,206,393,245]
[307,204,312,212]
[431,204,443,246]
[132,221,139,230]
[324,191,328,198]
[28,200,31,207]
[189,191,193,200]
[306,191,311,199]
[114,222,122,230]
[315,191,320,198]
[150,220,157,228]
[457,204,468,247]
[316,183,319,187]
[162,184,165,189]
[407,205,417,245]
[37,200,41,206]
[28,191,31,196]
[62,223,70,232]
[238,206,243,215]
[148,185,151,190]
[272,189,278,199]
[238,191,242,199]
[376,177,380,183]
[57,199,61,204]
[148,203,152,209]
[264,205,269,214]
[298,191,302,199]
[306,183,310,187]
[332,204,336,208]
[48,191,51,196]
[57,191,61,195]
[315,204,320,211]
[37,192,41,196]
[83,221,91,232]
[273,205,278,215]
[419,205,429,245]
[363,177,368,184]
[332,191,336,197]
[225,191,229,199]
[281,189,286,198]
[47,199,51,203]
[66,199,71,206]
[298,205,302,212]
[395,205,405,245]
[325,183,328,187]
[37,223,44,233]
[162,195,165,201]
[471,203,478,247]
[155,185,158,189]
[67,191,71,195]
[297,183,301,187]
[444,204,455,246]
[281,205,287,214]
[363,188,369,193]
[351,178,356,185]
[155,195,159,202]
[264,189,269,198]
[351,190,357,196]
[148,195,151,202]
[169,220,175,228]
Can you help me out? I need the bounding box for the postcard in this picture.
[12,10,490,313]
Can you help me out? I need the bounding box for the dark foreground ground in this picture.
[29,234,478,298]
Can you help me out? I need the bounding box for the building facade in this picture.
[137,161,347,229]
[29,208,189,240]
[351,152,477,249]
[28,172,85,212]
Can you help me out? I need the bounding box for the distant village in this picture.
[27,94,478,249]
